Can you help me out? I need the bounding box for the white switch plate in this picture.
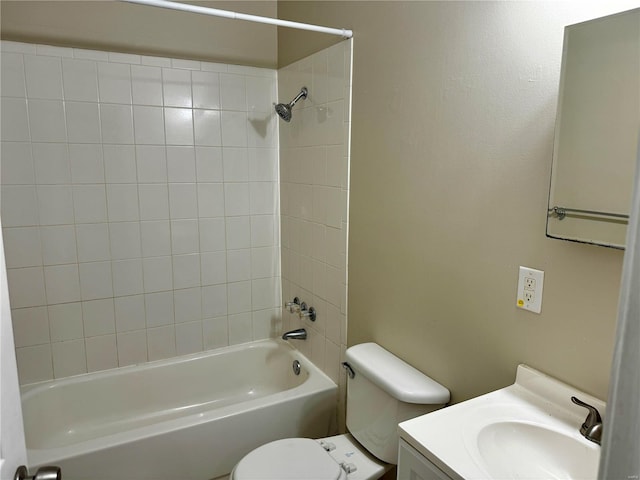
[516,266,544,314]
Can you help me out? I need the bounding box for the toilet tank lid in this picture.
[345,343,450,404]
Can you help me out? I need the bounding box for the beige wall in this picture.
[277,1,638,404]
[0,1,277,68]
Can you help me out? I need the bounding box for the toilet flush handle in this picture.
[342,362,355,379]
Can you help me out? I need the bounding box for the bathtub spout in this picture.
[282,328,307,340]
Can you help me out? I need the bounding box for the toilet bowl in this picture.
[231,343,450,480]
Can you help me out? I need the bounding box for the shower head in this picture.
[275,87,308,122]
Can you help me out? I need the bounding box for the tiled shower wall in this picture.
[278,40,352,431]
[0,40,281,385]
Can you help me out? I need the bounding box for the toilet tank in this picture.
[344,343,450,464]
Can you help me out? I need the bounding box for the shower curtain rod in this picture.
[122,0,353,38]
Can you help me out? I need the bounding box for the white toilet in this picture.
[231,342,450,480]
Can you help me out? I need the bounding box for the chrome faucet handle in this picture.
[285,296,301,313]
[571,396,603,445]
[299,302,316,322]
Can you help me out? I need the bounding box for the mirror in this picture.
[547,8,640,249]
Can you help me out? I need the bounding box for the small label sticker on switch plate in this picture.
[517,266,544,314]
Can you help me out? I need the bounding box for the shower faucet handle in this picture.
[299,302,316,322]
[285,296,301,313]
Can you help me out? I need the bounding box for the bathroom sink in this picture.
[398,365,606,480]
[476,421,600,480]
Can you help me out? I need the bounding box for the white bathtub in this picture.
[21,339,337,480]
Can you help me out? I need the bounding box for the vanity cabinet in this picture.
[397,439,453,480]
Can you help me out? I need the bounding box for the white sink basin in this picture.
[399,365,606,480]
[477,421,600,480]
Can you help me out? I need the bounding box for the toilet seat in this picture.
[232,438,348,480]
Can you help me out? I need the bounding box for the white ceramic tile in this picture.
[44,264,81,304]
[195,147,223,182]
[325,187,343,228]
[197,183,225,218]
[168,183,198,219]
[16,344,53,384]
[142,256,173,293]
[246,76,275,113]
[1,186,38,227]
[140,220,171,257]
[162,68,192,107]
[201,251,227,286]
[201,61,228,73]
[6,267,46,308]
[79,261,113,300]
[103,145,137,183]
[76,224,110,263]
[62,58,99,102]
[1,41,36,54]
[24,55,63,99]
[1,52,26,97]
[312,49,329,105]
[194,110,222,146]
[107,184,139,222]
[82,298,116,337]
[224,183,250,216]
[202,316,228,349]
[12,306,49,347]
[73,48,109,61]
[171,58,200,70]
[100,104,134,144]
[37,185,74,225]
[0,97,30,141]
[228,312,252,345]
[171,219,199,254]
[164,107,194,145]
[251,215,276,247]
[147,325,176,361]
[176,321,203,355]
[41,225,77,265]
[202,284,227,318]
[174,287,201,323]
[223,148,248,182]
[252,308,279,340]
[172,254,200,289]
[248,148,277,182]
[114,295,146,332]
[98,62,132,104]
[85,334,118,372]
[131,65,163,106]
[250,182,277,215]
[312,186,328,225]
[2,227,42,268]
[252,277,279,310]
[48,302,84,342]
[32,143,70,184]
[73,185,108,223]
[311,223,327,262]
[199,218,226,252]
[52,339,86,378]
[69,144,104,184]
[226,249,251,283]
[1,142,34,185]
[145,291,174,327]
[136,145,167,183]
[166,146,196,182]
[325,146,346,188]
[116,330,147,366]
[112,259,144,296]
[65,102,101,143]
[134,105,165,144]
[36,44,73,58]
[108,221,141,260]
[251,247,279,279]
[221,111,247,147]
[220,74,246,111]
[192,71,220,109]
[138,184,170,221]
[108,52,141,64]
[227,280,251,315]
[141,55,172,68]
[28,100,67,142]
[225,216,250,250]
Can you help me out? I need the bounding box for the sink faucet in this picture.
[282,328,307,340]
[571,396,603,445]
